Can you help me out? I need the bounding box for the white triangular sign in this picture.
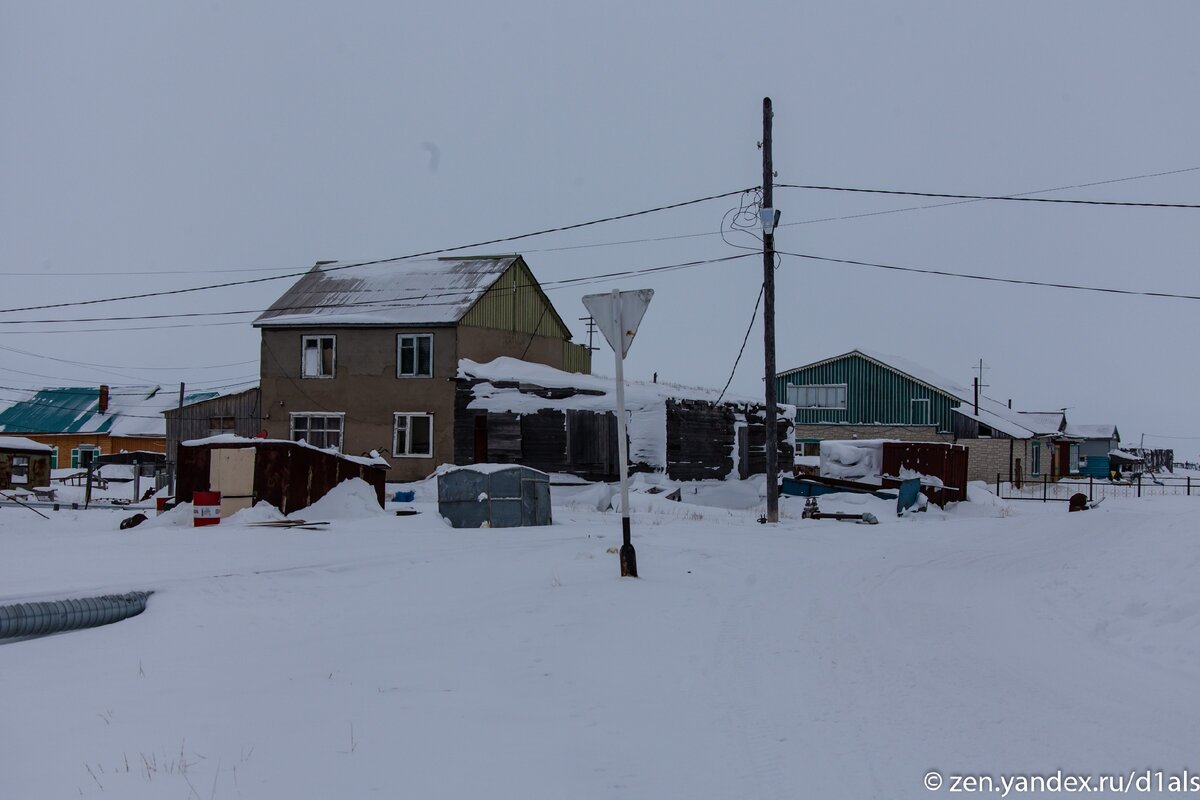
[581,289,654,358]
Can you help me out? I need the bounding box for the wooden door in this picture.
[210,447,256,517]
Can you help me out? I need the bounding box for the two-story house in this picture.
[253,255,591,481]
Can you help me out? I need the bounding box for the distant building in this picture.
[1061,424,1121,478]
[0,385,216,469]
[163,387,262,465]
[776,349,1104,483]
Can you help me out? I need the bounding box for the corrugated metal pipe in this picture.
[0,591,152,639]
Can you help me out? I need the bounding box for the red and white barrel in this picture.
[193,491,222,527]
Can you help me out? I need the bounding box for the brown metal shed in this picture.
[880,441,969,506]
[176,437,388,515]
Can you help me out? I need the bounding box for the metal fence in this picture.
[997,472,1197,502]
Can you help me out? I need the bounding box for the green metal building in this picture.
[777,349,966,432]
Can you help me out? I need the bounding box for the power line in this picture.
[8,167,1197,281]
[715,283,765,404]
[0,188,756,315]
[0,254,757,328]
[773,166,1200,228]
[776,250,1200,301]
[776,183,1200,209]
[0,343,257,371]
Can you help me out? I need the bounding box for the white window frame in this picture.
[396,333,434,378]
[10,455,30,484]
[393,412,434,458]
[301,335,336,379]
[289,412,345,451]
[787,383,847,410]
[1030,441,1042,476]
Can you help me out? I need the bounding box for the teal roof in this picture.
[0,388,115,434]
[0,386,219,436]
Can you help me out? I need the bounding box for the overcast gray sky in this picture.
[3,1,1199,458]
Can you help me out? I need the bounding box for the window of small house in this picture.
[302,336,336,378]
[393,413,433,458]
[71,445,101,469]
[787,383,847,409]
[11,455,29,484]
[290,413,344,450]
[397,334,433,377]
[208,416,237,437]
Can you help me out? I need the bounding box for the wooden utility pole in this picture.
[167,382,185,496]
[762,97,780,523]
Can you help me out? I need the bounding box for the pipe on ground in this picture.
[0,591,152,639]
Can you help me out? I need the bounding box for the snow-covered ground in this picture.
[2,480,1199,798]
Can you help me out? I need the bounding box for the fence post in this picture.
[996,472,1001,497]
[1043,473,1048,503]
[1137,474,1142,498]
[1089,474,1093,502]
[1189,476,1192,496]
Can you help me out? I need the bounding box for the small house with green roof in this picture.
[0,385,217,468]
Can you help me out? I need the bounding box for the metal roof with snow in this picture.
[0,386,218,437]
[253,256,524,328]
[1015,411,1066,436]
[1065,423,1119,440]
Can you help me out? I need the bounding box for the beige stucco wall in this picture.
[259,324,571,482]
[260,326,459,482]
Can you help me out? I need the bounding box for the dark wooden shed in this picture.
[0,437,53,491]
[454,371,794,482]
[176,437,388,515]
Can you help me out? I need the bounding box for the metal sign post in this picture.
[581,288,653,578]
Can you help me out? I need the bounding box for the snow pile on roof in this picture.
[1015,411,1065,436]
[0,436,52,453]
[1066,423,1118,439]
[288,478,387,520]
[460,357,794,470]
[435,462,550,477]
[253,257,518,327]
[180,434,391,468]
[820,439,890,486]
[1108,449,1143,462]
[0,386,218,438]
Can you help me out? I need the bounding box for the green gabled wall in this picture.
[776,353,958,432]
[459,258,571,340]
